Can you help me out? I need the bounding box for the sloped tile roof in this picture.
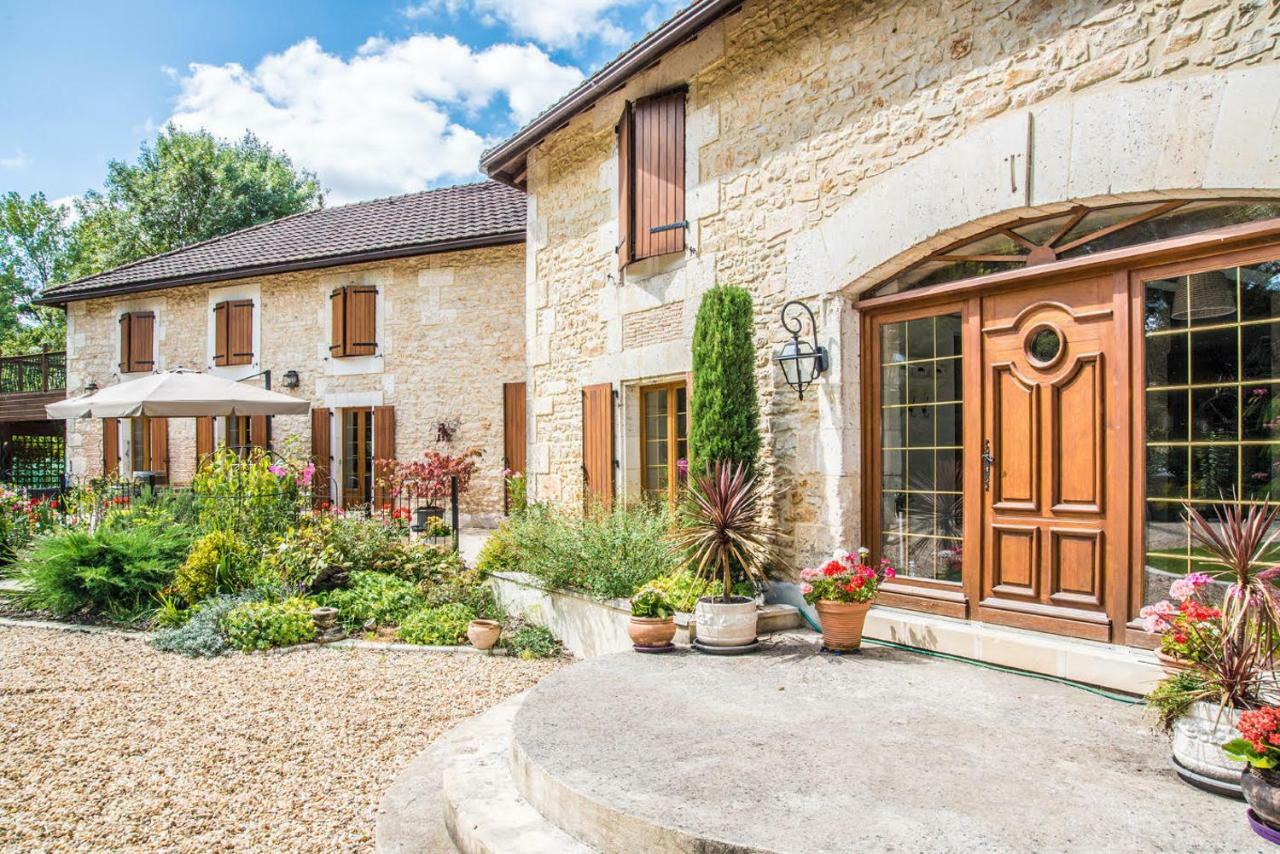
[43,181,526,303]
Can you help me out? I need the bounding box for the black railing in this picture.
[0,351,66,394]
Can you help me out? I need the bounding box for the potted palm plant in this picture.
[800,547,896,651]
[674,461,773,654]
[1143,500,1280,798]
[629,585,677,653]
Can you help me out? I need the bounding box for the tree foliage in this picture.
[689,285,760,476]
[0,192,72,354]
[0,126,323,355]
[71,126,323,277]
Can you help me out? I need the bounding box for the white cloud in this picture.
[167,35,582,203]
[0,150,27,169]
[404,0,679,50]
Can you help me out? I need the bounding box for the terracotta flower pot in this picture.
[467,619,501,650]
[1154,648,1189,674]
[628,616,676,650]
[1244,767,1280,829]
[816,599,872,651]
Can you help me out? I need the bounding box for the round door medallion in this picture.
[1026,324,1064,368]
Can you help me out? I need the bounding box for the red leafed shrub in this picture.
[379,448,482,503]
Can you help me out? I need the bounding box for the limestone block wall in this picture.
[63,243,525,521]
[521,0,1280,571]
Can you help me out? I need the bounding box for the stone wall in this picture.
[521,0,1280,570]
[63,243,525,521]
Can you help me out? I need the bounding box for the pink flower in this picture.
[1169,572,1213,601]
[268,464,288,478]
[800,582,813,595]
[297,462,315,487]
[883,566,896,579]
[799,567,820,581]
[1139,599,1177,633]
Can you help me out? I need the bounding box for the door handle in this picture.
[982,439,995,492]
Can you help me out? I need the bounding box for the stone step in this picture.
[440,695,596,854]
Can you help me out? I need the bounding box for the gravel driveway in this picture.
[0,625,561,851]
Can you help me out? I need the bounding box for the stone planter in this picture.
[628,616,676,651]
[693,596,757,649]
[1171,701,1244,798]
[1243,767,1280,830]
[815,600,871,651]
[311,606,344,643]
[467,619,501,651]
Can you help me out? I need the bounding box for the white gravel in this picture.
[0,625,562,851]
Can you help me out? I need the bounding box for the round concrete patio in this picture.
[509,638,1262,852]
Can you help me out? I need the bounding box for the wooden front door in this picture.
[978,275,1127,641]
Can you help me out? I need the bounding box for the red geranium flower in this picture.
[821,560,844,578]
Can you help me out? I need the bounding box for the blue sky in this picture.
[0,0,682,205]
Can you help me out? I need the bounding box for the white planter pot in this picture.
[693,596,758,647]
[1171,702,1244,793]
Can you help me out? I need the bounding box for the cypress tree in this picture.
[689,285,761,476]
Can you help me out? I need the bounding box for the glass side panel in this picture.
[880,312,963,583]
[1143,258,1280,607]
[642,388,670,501]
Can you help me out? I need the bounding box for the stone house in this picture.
[39,182,528,521]
[479,0,1280,668]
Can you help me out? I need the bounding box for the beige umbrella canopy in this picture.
[46,369,311,420]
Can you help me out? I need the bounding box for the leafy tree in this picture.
[71,126,323,276]
[689,285,761,476]
[0,192,73,354]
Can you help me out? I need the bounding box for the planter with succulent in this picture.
[674,461,773,653]
[629,585,677,652]
[1142,500,1280,798]
[800,547,896,652]
[1224,706,1280,837]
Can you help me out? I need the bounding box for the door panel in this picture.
[979,276,1123,640]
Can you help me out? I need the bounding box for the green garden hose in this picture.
[794,607,1143,705]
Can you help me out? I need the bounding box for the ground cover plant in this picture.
[221,597,317,652]
[397,602,475,645]
[316,570,425,632]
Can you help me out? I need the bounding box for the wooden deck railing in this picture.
[0,351,66,395]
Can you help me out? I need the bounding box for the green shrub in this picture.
[418,557,496,618]
[0,488,60,566]
[507,502,677,600]
[503,622,561,660]
[647,569,753,612]
[475,522,522,576]
[397,603,475,646]
[689,284,760,476]
[324,513,408,572]
[7,523,194,621]
[173,529,257,605]
[150,589,267,656]
[315,570,425,631]
[260,521,342,591]
[221,597,317,652]
[193,448,307,542]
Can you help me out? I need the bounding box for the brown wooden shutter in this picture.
[311,407,331,507]
[227,300,253,366]
[373,405,396,509]
[212,303,228,366]
[118,315,131,373]
[632,91,686,261]
[503,382,527,514]
[329,289,345,356]
[250,415,270,451]
[582,383,614,510]
[102,418,119,476]
[346,287,378,357]
[195,416,215,467]
[128,313,155,372]
[616,103,634,270]
[148,417,169,483]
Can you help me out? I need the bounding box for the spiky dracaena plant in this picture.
[1181,499,1280,710]
[673,461,773,601]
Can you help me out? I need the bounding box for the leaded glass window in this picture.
[1142,259,1280,606]
[880,313,963,581]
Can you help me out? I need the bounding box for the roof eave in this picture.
[36,230,526,307]
[479,0,740,188]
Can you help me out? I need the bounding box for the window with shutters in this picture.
[616,90,686,268]
[118,312,156,373]
[329,286,378,358]
[212,299,254,366]
[639,381,688,505]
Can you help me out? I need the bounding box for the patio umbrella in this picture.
[46,369,311,419]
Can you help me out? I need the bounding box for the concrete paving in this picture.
[512,637,1263,853]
